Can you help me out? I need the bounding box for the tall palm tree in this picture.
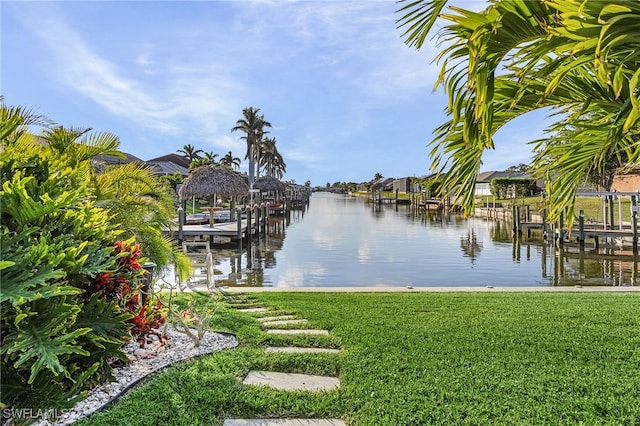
[177,144,204,163]
[397,0,640,222]
[259,136,286,179]
[220,151,241,170]
[231,107,271,187]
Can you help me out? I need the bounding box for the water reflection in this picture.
[179,193,636,288]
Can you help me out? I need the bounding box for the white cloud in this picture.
[17,3,249,149]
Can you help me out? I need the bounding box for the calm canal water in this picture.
[186,192,638,288]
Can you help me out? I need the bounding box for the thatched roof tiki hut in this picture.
[178,165,249,224]
[252,176,286,203]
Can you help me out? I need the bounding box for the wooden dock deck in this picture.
[165,210,269,246]
[520,221,638,249]
[179,220,251,237]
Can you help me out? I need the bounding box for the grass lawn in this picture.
[80,292,640,425]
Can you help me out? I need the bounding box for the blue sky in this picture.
[2,0,546,186]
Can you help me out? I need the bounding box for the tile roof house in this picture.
[147,154,191,169]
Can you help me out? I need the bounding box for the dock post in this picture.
[261,204,267,234]
[632,195,638,253]
[177,205,185,245]
[246,207,252,244]
[608,194,615,230]
[524,204,532,238]
[512,205,521,237]
[578,210,585,249]
[254,205,260,236]
[263,204,269,234]
[236,207,243,250]
[255,205,261,237]
[555,211,565,247]
[618,194,623,230]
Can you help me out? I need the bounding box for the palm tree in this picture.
[177,144,204,163]
[397,0,640,222]
[259,136,286,179]
[204,151,219,163]
[43,126,122,168]
[231,107,271,187]
[188,151,219,170]
[220,151,241,170]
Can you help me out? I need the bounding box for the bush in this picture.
[0,113,168,411]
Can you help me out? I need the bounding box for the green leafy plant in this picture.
[0,101,170,413]
[0,142,130,410]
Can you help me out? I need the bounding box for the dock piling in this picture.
[632,195,638,253]
[578,210,585,248]
[236,208,243,249]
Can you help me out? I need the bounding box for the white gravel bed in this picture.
[34,326,238,426]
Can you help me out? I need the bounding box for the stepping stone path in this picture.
[237,307,269,313]
[261,319,308,327]
[228,299,344,425]
[243,371,340,391]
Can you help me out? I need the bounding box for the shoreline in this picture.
[220,285,640,293]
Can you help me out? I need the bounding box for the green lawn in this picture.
[80,292,640,425]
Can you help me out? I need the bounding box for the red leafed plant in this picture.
[93,239,167,346]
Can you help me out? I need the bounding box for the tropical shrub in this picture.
[0,138,134,410]
[0,103,171,413]
[92,239,168,346]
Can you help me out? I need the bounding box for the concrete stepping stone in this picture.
[237,307,268,313]
[266,329,329,335]
[230,303,264,309]
[224,420,346,426]
[265,347,340,354]
[243,371,340,392]
[261,319,308,327]
[224,419,346,426]
[258,315,296,322]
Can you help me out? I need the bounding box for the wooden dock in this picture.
[510,203,640,250]
[416,198,443,210]
[179,220,252,238]
[373,197,412,205]
[166,204,271,247]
